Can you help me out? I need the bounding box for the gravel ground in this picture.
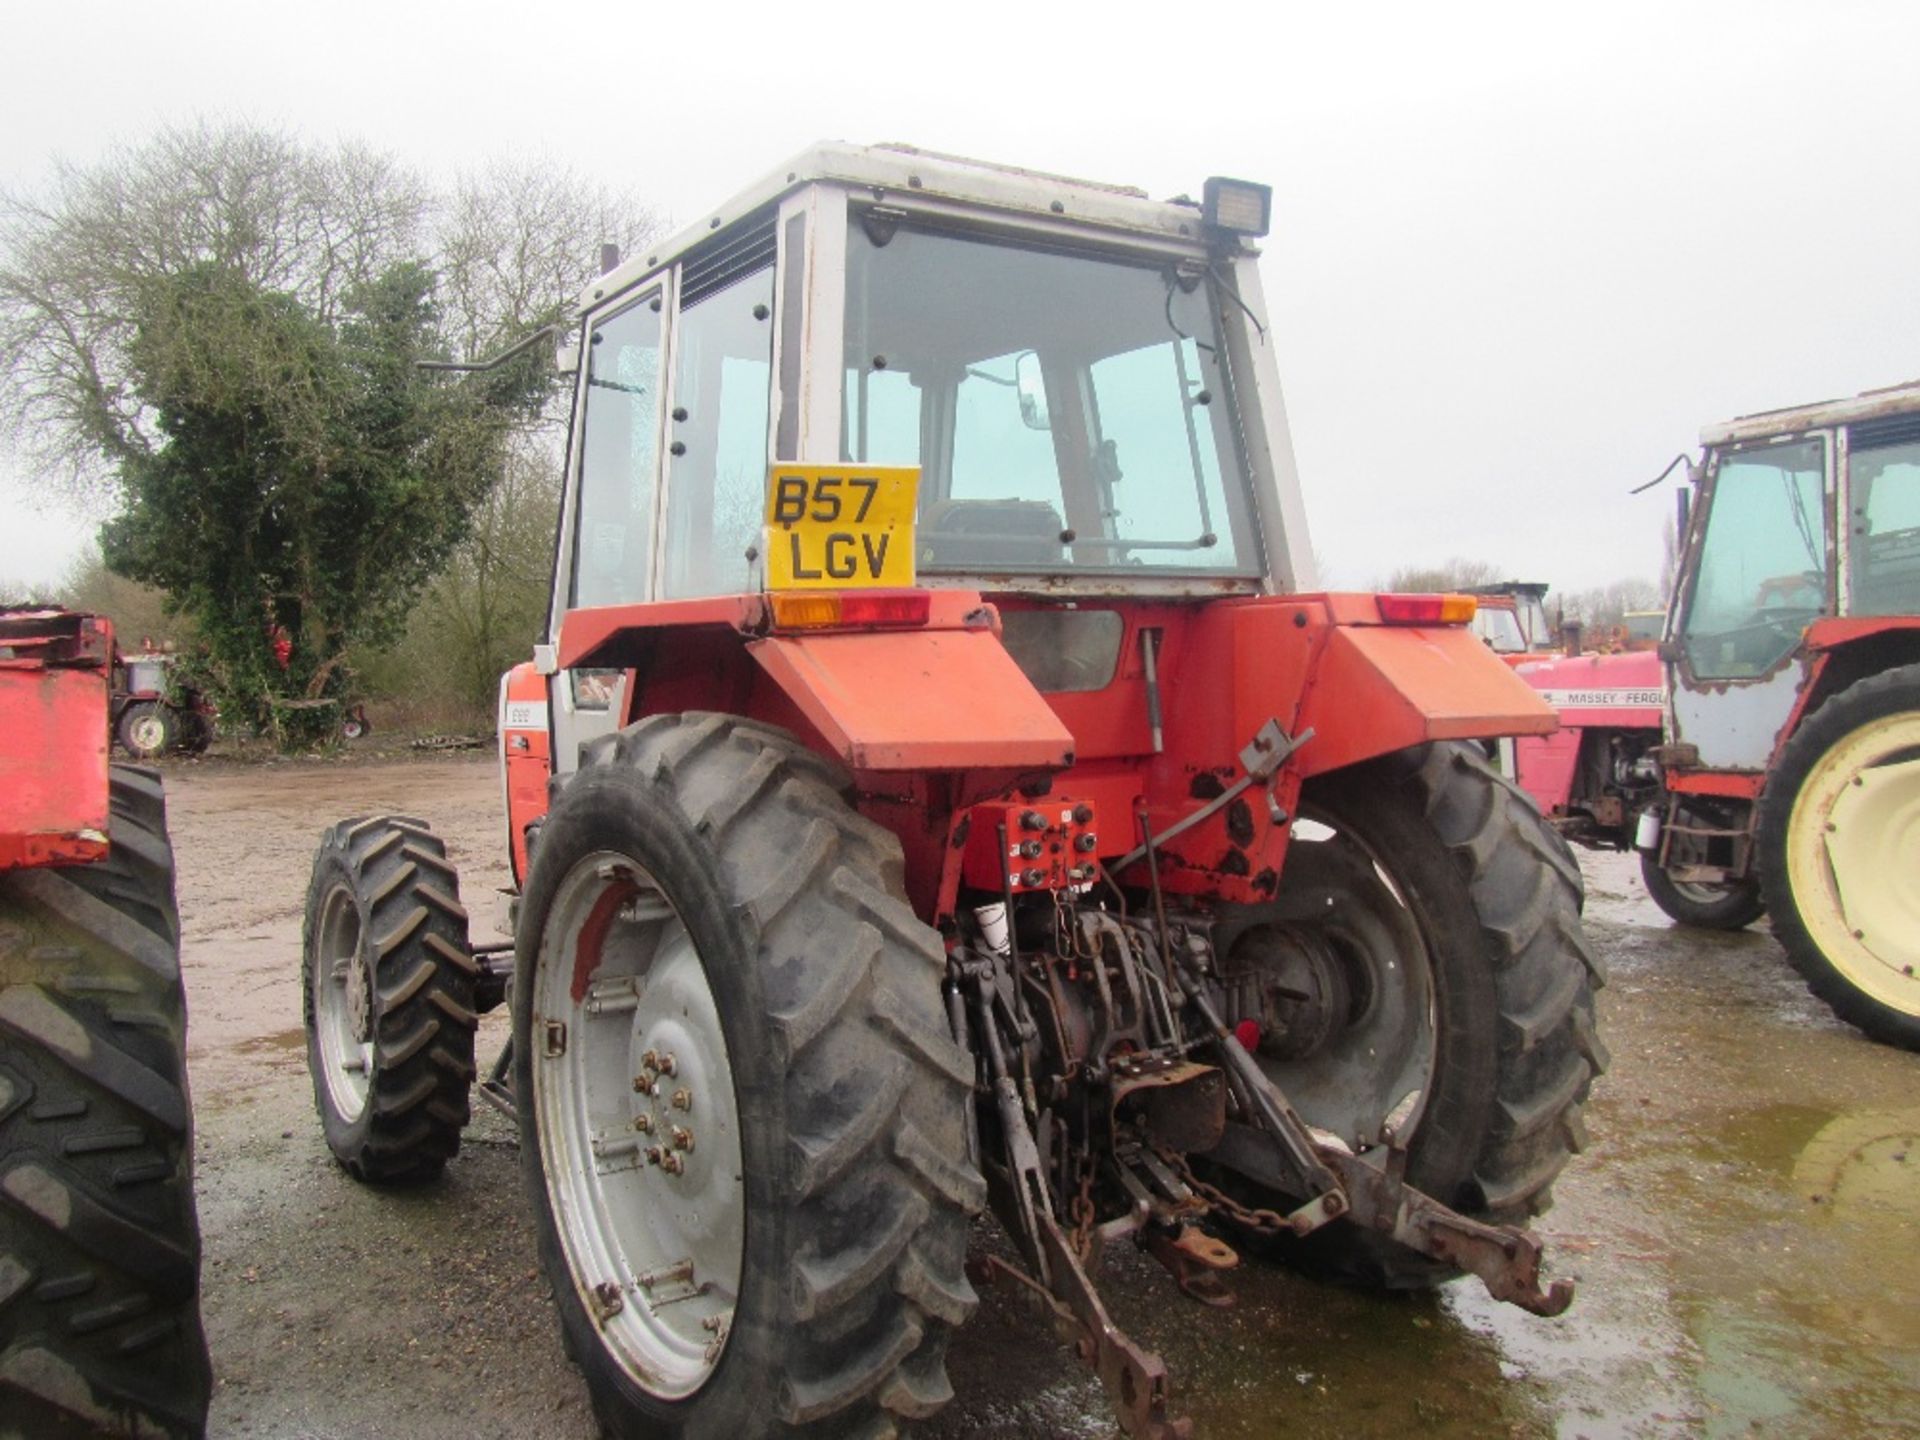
[162,753,1920,1439]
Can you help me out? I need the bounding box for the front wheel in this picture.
[1212,742,1608,1286]
[1639,847,1766,930]
[512,714,979,1439]
[301,816,478,1181]
[1758,665,1920,1051]
[117,701,177,759]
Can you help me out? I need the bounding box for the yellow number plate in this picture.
[764,465,919,590]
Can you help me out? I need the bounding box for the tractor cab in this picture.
[1515,380,1920,1054]
[536,146,1318,788]
[1668,385,1920,770]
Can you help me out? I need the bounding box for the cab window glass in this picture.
[1088,337,1232,551]
[572,297,663,607]
[841,223,1259,575]
[844,367,921,464]
[660,264,775,598]
[1847,437,1920,616]
[1681,439,1828,678]
[952,353,1060,504]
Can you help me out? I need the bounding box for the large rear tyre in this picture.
[0,767,212,1437]
[513,714,980,1439]
[1214,742,1607,1287]
[1639,847,1765,931]
[301,817,478,1182]
[1757,666,1920,1051]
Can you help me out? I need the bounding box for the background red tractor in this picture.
[0,609,210,1435]
[1513,381,1920,1050]
[110,645,216,759]
[302,145,1605,1438]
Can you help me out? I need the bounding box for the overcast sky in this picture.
[4,0,1916,595]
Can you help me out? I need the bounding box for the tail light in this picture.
[768,588,932,632]
[1377,593,1478,626]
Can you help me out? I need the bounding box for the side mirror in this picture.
[555,339,581,378]
[1015,351,1050,431]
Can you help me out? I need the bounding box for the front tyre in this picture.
[1639,848,1765,930]
[301,817,478,1181]
[1215,742,1608,1287]
[1758,665,1920,1051]
[117,702,176,760]
[512,715,980,1439]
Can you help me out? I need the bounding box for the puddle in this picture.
[232,1026,307,1055]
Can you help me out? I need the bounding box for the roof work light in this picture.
[1202,177,1273,238]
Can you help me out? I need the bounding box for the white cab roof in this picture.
[576,142,1218,315]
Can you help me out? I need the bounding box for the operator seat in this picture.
[919,498,1065,569]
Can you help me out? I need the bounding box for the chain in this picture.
[1069,1168,1098,1259]
[1155,1146,1293,1236]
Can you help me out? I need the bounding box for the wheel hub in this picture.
[344,950,373,1043]
[1233,814,1437,1154]
[535,853,744,1400]
[1234,925,1359,1062]
[312,882,373,1120]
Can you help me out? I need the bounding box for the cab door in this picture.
[1669,432,1832,769]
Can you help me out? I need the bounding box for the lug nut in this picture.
[670,1125,695,1152]
[671,1088,692,1111]
[661,1152,686,1176]
[657,1052,678,1077]
[645,1145,664,1166]
[641,1049,660,1070]
[634,1113,653,1133]
[634,1070,657,1095]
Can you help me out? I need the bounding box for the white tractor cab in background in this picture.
[1514,380,1920,1051]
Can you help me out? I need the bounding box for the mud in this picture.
[164,756,1920,1438]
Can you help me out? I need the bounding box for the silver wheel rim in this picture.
[312,882,373,1120]
[1669,877,1743,907]
[533,851,744,1398]
[128,714,167,754]
[1247,812,1438,1152]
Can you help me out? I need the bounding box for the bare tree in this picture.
[0,123,427,495]
[1385,557,1506,592]
[1559,577,1665,631]
[0,121,663,742]
[438,159,659,373]
[0,123,663,496]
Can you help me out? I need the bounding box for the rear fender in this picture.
[743,593,1074,775]
[1291,616,1556,777]
[1137,598,1556,902]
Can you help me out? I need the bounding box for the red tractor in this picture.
[1513,382,1920,1050]
[1465,580,1557,662]
[110,645,216,759]
[0,609,210,1435]
[301,146,1605,1438]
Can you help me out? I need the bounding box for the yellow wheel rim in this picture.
[1784,711,1920,1016]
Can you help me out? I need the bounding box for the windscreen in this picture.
[841,221,1261,577]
